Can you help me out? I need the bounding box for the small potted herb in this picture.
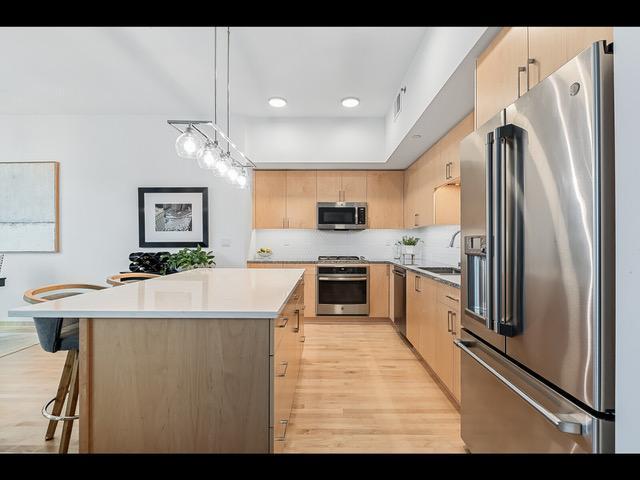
[396,236,422,256]
[162,246,215,273]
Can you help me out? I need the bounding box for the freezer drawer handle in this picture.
[454,339,584,435]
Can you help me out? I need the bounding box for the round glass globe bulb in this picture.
[197,142,221,170]
[175,126,203,159]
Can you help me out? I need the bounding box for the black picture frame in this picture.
[138,187,209,248]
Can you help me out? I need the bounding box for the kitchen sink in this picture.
[417,266,461,275]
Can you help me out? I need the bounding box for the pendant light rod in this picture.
[213,27,218,143]
[226,26,231,155]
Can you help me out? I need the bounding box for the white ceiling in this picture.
[0,27,426,118]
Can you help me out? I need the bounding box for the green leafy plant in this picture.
[163,246,215,273]
[396,235,422,246]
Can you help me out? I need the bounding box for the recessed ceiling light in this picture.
[268,97,287,108]
[341,97,360,108]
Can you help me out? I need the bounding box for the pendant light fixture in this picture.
[168,26,255,185]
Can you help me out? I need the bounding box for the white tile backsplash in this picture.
[250,225,461,266]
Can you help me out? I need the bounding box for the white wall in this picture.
[613,27,640,453]
[384,27,489,159]
[245,117,385,167]
[0,114,252,321]
[250,224,461,266]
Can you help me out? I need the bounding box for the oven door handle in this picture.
[318,276,368,281]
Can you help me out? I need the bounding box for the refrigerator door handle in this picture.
[485,131,495,332]
[455,339,584,435]
[493,124,524,337]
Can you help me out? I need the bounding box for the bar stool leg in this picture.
[45,349,76,441]
[59,353,79,454]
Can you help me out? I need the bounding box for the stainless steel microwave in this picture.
[317,202,367,230]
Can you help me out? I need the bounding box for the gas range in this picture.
[317,255,367,264]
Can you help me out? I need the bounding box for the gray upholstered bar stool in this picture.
[23,283,106,453]
[106,272,159,286]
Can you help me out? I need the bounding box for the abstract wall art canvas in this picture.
[0,162,59,252]
[138,187,208,248]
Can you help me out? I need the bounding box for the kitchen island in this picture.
[9,268,305,453]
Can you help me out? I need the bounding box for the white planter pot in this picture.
[402,245,415,255]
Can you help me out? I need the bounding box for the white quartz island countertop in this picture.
[9,268,304,319]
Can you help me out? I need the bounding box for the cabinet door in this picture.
[436,135,454,188]
[404,163,418,228]
[451,307,461,403]
[449,112,474,180]
[369,264,389,318]
[406,272,421,349]
[434,301,455,394]
[418,276,437,366]
[341,171,367,202]
[433,184,460,225]
[475,27,528,128]
[528,27,566,88]
[415,146,437,228]
[254,171,287,229]
[285,171,317,229]
[366,171,404,229]
[316,171,342,202]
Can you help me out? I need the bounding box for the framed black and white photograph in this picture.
[138,187,208,247]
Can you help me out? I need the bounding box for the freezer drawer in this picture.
[458,330,613,453]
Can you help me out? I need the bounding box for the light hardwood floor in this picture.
[0,344,78,453]
[283,322,465,453]
[0,322,463,453]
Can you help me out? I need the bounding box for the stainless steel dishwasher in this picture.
[392,266,406,337]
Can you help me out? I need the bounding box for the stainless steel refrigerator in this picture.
[458,41,615,453]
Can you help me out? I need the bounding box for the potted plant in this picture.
[396,236,422,255]
[162,246,215,273]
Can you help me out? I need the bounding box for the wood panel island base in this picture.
[10,269,305,453]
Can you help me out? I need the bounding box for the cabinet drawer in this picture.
[437,283,460,310]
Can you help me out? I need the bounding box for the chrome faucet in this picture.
[449,230,461,248]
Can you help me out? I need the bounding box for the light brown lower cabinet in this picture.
[405,272,461,404]
[272,280,305,452]
[79,279,304,453]
[369,264,389,318]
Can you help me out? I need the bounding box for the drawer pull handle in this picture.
[275,419,289,441]
[277,361,289,377]
[445,295,459,303]
[277,317,289,328]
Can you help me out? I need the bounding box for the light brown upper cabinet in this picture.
[366,171,404,229]
[254,170,316,229]
[404,146,438,229]
[435,112,474,186]
[434,184,460,225]
[316,171,342,202]
[317,171,366,203]
[475,27,529,128]
[528,27,613,88]
[341,172,367,202]
[254,171,287,229]
[285,171,317,229]
[476,27,613,127]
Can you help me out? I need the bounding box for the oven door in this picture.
[317,204,358,230]
[317,274,369,315]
